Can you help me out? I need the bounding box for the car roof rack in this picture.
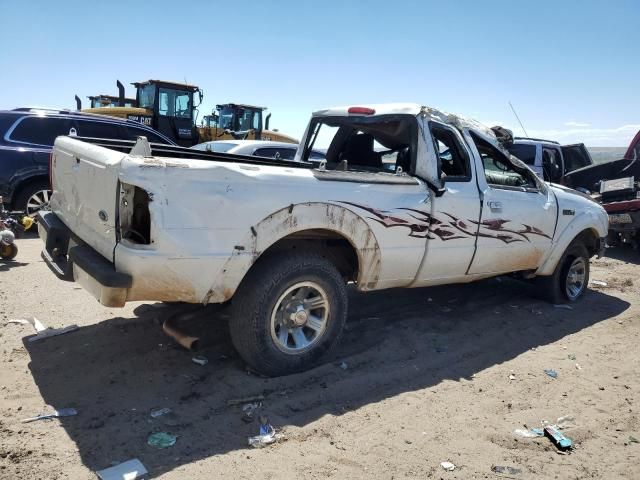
[514,136,560,145]
[12,107,74,114]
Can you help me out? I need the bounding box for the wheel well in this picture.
[12,176,49,207]
[574,228,599,257]
[258,229,360,282]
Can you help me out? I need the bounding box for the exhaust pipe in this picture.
[75,95,82,110]
[162,316,200,351]
[116,80,125,107]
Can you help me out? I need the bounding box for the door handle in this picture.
[488,201,503,211]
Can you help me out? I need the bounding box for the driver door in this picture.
[466,132,557,275]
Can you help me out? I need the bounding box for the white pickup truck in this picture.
[39,104,608,376]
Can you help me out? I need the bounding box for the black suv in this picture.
[0,108,175,214]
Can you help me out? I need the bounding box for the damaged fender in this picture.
[203,202,382,304]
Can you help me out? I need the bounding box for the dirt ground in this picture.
[1,237,639,479]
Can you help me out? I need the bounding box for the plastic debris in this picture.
[440,461,456,471]
[96,458,148,480]
[590,280,608,287]
[7,316,47,332]
[492,465,522,475]
[567,354,576,360]
[629,435,639,444]
[575,363,582,370]
[509,373,516,381]
[553,304,573,310]
[150,407,171,418]
[147,432,177,448]
[544,369,558,379]
[248,419,278,448]
[191,355,208,366]
[556,415,576,429]
[514,428,543,438]
[339,361,348,370]
[227,395,265,406]
[544,425,572,450]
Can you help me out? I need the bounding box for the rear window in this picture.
[253,147,296,160]
[507,143,536,165]
[9,116,74,146]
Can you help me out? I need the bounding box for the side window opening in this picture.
[470,132,538,191]
[430,123,471,181]
[541,147,563,183]
[75,120,124,140]
[303,116,415,174]
[9,116,74,146]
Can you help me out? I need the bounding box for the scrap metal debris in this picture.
[248,419,280,448]
[191,355,208,366]
[544,369,558,379]
[513,428,543,438]
[7,316,79,342]
[492,465,522,475]
[21,407,77,423]
[149,407,171,418]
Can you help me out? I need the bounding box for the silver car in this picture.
[191,140,325,161]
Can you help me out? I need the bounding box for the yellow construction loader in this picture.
[75,80,297,147]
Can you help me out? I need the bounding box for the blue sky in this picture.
[1,0,638,146]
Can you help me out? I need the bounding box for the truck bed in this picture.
[71,136,314,169]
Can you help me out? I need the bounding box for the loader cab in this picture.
[132,80,202,147]
[207,103,265,140]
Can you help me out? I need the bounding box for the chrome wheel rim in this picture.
[270,281,329,354]
[26,189,52,216]
[565,257,586,300]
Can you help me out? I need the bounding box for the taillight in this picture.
[48,152,53,189]
[348,106,376,115]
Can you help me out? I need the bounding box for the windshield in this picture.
[158,88,191,119]
[507,143,536,165]
[138,84,156,109]
[216,106,261,131]
[218,106,236,130]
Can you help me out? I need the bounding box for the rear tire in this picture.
[15,181,51,216]
[536,242,590,303]
[229,251,348,376]
[0,243,18,261]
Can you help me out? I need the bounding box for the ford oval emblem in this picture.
[98,210,108,222]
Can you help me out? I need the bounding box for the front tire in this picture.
[229,251,348,376]
[536,242,590,303]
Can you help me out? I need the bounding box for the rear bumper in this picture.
[38,211,132,307]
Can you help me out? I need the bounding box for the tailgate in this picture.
[50,136,123,261]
